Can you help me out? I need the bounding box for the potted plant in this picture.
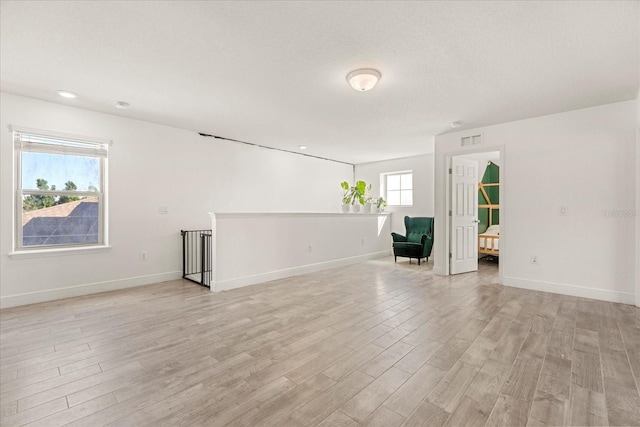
[351,180,367,212]
[340,181,352,213]
[374,196,387,213]
[340,180,368,213]
[363,185,373,213]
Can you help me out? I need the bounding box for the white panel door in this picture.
[450,157,479,275]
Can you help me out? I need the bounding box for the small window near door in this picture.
[383,171,413,206]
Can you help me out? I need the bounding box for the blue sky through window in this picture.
[22,152,100,191]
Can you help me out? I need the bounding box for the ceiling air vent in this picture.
[461,134,482,146]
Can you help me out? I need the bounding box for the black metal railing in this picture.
[181,229,212,288]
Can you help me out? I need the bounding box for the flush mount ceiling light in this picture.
[346,68,381,92]
[56,90,77,99]
[114,101,130,109]
[450,121,462,128]
[298,145,308,150]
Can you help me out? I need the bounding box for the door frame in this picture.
[443,145,505,284]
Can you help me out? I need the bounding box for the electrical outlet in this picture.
[558,206,567,216]
[308,245,313,253]
[159,206,169,214]
[530,255,538,265]
[361,238,365,246]
[141,251,148,261]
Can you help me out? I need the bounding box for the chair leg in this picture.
[394,256,397,263]
[418,258,421,265]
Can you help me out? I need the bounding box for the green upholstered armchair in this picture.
[391,216,434,265]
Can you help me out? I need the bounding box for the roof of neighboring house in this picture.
[22,197,98,226]
[22,197,100,246]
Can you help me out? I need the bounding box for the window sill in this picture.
[9,245,112,259]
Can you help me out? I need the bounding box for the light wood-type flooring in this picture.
[1,257,639,426]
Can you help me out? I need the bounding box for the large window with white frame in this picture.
[383,171,413,206]
[13,127,109,251]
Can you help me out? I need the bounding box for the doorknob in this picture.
[473,219,480,223]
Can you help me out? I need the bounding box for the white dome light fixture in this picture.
[346,68,381,92]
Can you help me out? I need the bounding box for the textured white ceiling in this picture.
[1,1,638,164]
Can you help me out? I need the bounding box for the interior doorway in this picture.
[446,149,503,279]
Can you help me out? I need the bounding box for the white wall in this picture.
[435,100,637,304]
[355,153,435,235]
[0,93,353,307]
[211,212,391,291]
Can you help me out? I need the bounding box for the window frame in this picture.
[12,126,110,253]
[382,170,413,207]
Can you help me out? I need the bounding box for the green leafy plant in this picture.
[340,180,369,205]
[375,197,387,211]
[363,184,373,205]
[340,181,352,204]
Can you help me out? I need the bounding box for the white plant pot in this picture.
[341,204,350,213]
[351,204,360,213]
[372,206,380,213]
[363,203,372,213]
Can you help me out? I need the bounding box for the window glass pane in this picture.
[22,152,101,192]
[401,190,413,206]
[386,174,401,191]
[22,194,99,247]
[387,190,400,205]
[401,173,412,189]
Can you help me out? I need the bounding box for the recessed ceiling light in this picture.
[450,121,462,128]
[114,101,130,109]
[56,90,77,99]
[346,68,381,92]
[298,145,308,150]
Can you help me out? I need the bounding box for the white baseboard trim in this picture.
[503,276,636,305]
[213,250,391,292]
[0,271,182,309]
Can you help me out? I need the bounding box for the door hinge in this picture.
[448,168,452,174]
[449,253,452,259]
[448,210,452,216]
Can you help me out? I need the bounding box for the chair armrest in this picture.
[422,233,435,257]
[391,232,407,242]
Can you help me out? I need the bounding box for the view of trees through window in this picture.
[22,178,95,211]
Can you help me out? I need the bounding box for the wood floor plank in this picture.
[485,394,530,427]
[571,350,604,393]
[316,409,359,426]
[443,395,489,427]
[341,367,411,422]
[568,384,608,426]
[401,399,450,427]
[0,258,637,426]
[501,356,544,401]
[323,343,386,381]
[426,360,479,412]
[25,393,117,427]
[290,370,374,426]
[383,363,447,418]
[361,405,405,427]
[360,341,415,378]
[527,390,569,427]
[464,358,512,411]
